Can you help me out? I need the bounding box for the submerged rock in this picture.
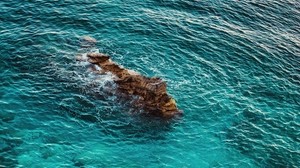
[80,36,97,48]
[77,51,182,118]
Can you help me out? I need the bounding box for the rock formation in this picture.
[77,38,182,118]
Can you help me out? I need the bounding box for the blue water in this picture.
[1,0,299,167]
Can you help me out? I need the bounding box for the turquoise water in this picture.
[1,0,299,167]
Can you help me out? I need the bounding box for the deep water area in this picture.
[1,0,300,167]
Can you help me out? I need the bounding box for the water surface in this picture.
[1,0,299,167]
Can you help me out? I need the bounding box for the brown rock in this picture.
[80,51,182,118]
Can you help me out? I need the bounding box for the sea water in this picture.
[0,0,299,167]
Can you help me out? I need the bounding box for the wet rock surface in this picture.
[77,49,182,118]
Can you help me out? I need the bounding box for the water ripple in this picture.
[1,0,299,167]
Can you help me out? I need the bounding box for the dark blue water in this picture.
[1,0,299,167]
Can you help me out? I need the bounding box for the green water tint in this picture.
[1,0,299,167]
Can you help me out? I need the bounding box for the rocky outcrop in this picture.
[76,39,182,118]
